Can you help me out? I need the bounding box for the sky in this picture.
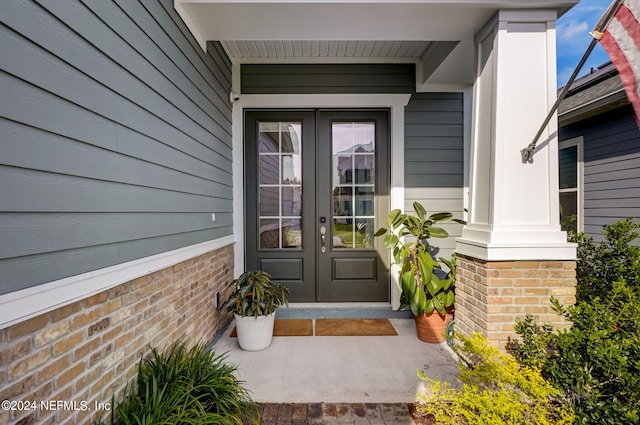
[556,0,612,87]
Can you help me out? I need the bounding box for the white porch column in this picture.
[455,10,577,347]
[457,9,575,261]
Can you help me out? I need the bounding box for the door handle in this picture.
[320,226,327,249]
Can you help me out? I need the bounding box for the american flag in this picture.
[595,0,640,121]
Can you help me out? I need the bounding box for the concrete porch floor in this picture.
[212,318,459,404]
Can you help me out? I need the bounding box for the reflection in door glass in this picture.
[258,122,302,249]
[331,122,375,249]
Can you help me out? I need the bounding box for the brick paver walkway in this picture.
[247,402,416,425]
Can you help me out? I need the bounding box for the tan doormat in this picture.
[314,318,398,336]
[230,319,313,337]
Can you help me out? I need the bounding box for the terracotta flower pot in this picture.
[413,310,453,343]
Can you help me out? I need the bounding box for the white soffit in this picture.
[222,40,433,59]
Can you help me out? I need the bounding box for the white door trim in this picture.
[232,93,411,309]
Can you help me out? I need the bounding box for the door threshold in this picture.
[275,303,412,319]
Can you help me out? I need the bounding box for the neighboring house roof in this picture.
[558,61,629,125]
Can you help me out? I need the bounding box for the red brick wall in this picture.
[0,245,234,425]
[455,254,577,348]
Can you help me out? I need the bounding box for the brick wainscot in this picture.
[455,255,577,349]
[0,245,234,425]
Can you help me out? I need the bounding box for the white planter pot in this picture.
[234,313,275,351]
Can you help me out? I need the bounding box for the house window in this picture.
[559,137,583,233]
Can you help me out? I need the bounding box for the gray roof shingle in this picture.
[558,61,628,125]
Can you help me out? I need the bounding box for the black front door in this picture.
[244,110,389,302]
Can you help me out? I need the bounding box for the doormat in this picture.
[230,319,313,337]
[314,318,398,336]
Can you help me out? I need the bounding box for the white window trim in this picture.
[559,136,584,232]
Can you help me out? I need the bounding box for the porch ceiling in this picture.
[174,0,577,86]
[221,40,434,60]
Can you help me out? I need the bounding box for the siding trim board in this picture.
[0,236,235,330]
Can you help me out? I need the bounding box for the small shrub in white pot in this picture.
[225,270,289,351]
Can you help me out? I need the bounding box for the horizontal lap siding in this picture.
[404,93,465,260]
[0,0,233,294]
[241,63,415,94]
[560,106,640,241]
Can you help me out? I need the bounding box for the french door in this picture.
[244,110,389,302]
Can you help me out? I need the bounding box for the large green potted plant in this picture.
[225,270,289,351]
[375,201,464,343]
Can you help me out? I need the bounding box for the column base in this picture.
[454,254,576,349]
[456,238,577,261]
[456,225,577,261]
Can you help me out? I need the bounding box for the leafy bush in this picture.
[571,217,639,302]
[508,218,640,424]
[225,270,289,317]
[98,341,257,425]
[374,202,464,316]
[511,281,640,424]
[416,333,573,425]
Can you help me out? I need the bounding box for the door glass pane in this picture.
[259,219,279,249]
[354,154,375,184]
[283,219,302,248]
[355,186,374,216]
[333,187,353,216]
[281,186,302,216]
[259,156,279,184]
[259,187,279,216]
[258,122,303,249]
[331,122,375,249]
[258,123,279,153]
[282,155,301,184]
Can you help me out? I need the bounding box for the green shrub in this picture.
[416,333,573,425]
[511,281,640,424]
[506,314,554,371]
[571,217,640,302]
[98,341,257,425]
[509,219,640,424]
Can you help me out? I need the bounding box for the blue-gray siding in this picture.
[0,0,233,295]
[560,105,640,240]
[241,63,415,94]
[405,93,464,188]
[404,93,465,259]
